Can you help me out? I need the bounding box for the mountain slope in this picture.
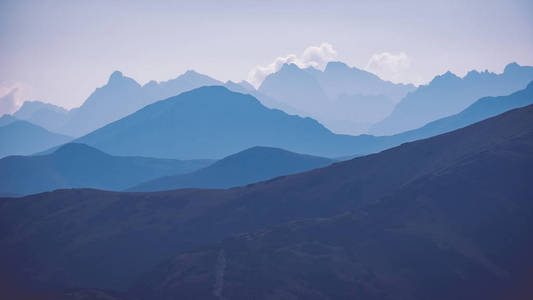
[1,104,532,295]
[371,62,533,135]
[0,143,213,195]
[0,120,72,158]
[130,146,333,191]
[59,71,144,137]
[75,86,377,159]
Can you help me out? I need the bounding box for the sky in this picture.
[1,0,532,111]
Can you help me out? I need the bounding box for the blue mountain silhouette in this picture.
[0,120,72,158]
[0,143,213,196]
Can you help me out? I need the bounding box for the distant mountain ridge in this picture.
[10,61,533,138]
[14,70,264,138]
[258,61,415,134]
[370,62,533,135]
[0,143,213,195]
[58,70,227,136]
[12,60,417,137]
[10,70,236,137]
[130,146,334,192]
[13,100,70,132]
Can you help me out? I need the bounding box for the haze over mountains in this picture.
[130,146,333,192]
[1,60,532,299]
[3,0,533,298]
[1,56,533,300]
[370,62,533,135]
[2,104,532,299]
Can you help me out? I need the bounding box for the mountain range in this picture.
[6,74,529,194]
[71,81,533,161]
[370,62,533,135]
[130,146,333,192]
[61,70,227,137]
[10,61,417,137]
[3,79,531,163]
[2,104,532,299]
[10,61,533,139]
[12,70,240,137]
[0,143,213,196]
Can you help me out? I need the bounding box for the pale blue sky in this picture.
[1,0,532,109]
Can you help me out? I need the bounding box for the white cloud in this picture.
[248,43,338,88]
[0,82,32,115]
[365,52,412,83]
[0,88,21,116]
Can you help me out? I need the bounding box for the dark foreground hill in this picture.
[0,143,213,195]
[1,105,532,299]
[130,146,333,192]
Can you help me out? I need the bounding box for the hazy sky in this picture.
[1,0,532,110]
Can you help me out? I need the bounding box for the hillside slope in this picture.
[130,146,333,191]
